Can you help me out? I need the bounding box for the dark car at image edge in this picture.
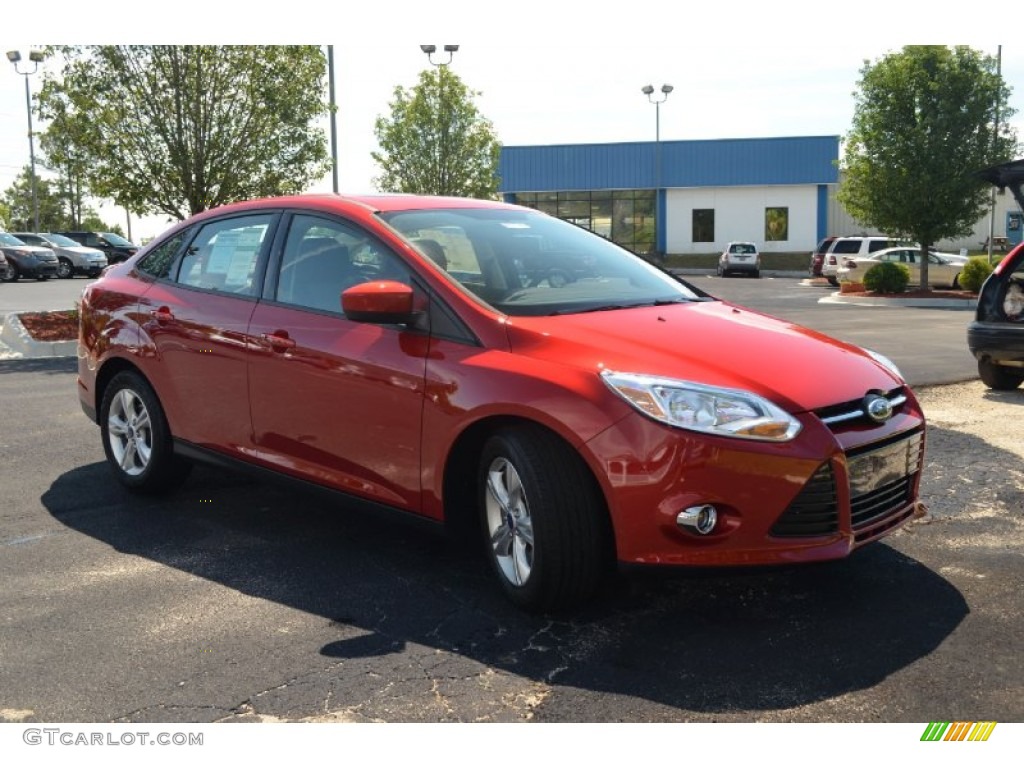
[969,159,1024,390]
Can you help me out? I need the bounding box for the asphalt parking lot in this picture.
[0,276,1020,723]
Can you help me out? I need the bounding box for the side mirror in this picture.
[342,280,416,324]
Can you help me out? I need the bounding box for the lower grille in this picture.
[771,464,839,537]
[772,429,923,539]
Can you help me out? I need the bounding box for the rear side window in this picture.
[831,240,863,254]
[176,214,274,296]
[868,240,892,253]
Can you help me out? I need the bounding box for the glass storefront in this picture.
[511,190,656,255]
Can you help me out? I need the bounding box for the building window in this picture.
[510,189,655,254]
[765,207,789,242]
[693,209,715,243]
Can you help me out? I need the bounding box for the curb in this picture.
[0,312,78,360]
[818,292,977,309]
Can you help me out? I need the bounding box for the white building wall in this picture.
[665,185,820,254]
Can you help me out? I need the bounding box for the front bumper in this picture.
[20,261,59,279]
[584,397,925,567]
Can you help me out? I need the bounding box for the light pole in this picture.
[7,49,45,232]
[642,83,672,258]
[327,45,339,194]
[420,44,459,66]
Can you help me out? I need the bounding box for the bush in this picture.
[958,257,994,293]
[863,261,910,293]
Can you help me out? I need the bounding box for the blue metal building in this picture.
[499,136,840,255]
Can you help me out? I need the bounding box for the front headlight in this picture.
[601,371,802,441]
[864,349,903,381]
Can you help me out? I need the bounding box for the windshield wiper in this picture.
[549,298,699,316]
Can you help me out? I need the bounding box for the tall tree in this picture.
[839,46,1017,289]
[373,65,501,197]
[38,46,331,221]
[1,166,72,231]
[37,82,91,228]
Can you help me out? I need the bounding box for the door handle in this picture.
[260,332,296,351]
[151,306,175,323]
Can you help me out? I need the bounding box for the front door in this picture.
[247,213,429,512]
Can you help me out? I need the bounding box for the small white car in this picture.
[718,241,761,278]
[836,246,965,288]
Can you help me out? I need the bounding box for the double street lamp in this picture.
[642,83,673,257]
[7,49,45,233]
[420,44,459,66]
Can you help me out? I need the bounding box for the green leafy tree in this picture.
[1,166,73,231]
[38,46,331,221]
[373,66,501,197]
[839,46,1017,289]
[37,82,92,228]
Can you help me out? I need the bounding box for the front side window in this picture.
[693,209,715,243]
[765,207,789,242]
[275,214,409,314]
[380,207,702,317]
[176,214,273,296]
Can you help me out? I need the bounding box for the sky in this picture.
[2,2,1023,241]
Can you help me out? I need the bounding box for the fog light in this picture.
[676,505,718,535]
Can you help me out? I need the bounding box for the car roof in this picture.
[199,193,522,217]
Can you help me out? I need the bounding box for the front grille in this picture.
[771,464,839,537]
[815,387,907,429]
[772,429,923,539]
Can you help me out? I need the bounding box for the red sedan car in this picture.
[77,195,926,611]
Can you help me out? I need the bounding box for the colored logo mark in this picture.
[921,722,997,741]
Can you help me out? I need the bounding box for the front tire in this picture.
[100,371,192,493]
[479,426,610,612]
[978,358,1024,390]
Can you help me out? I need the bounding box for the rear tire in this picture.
[2,264,18,283]
[827,276,839,287]
[479,425,610,612]
[100,371,192,493]
[978,359,1024,390]
[57,257,74,279]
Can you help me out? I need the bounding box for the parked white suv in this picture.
[822,236,903,285]
[717,241,761,278]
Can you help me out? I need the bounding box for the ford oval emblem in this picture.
[864,394,893,423]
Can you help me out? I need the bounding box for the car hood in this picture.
[1,245,53,256]
[503,300,901,413]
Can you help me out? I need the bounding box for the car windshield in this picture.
[101,232,135,246]
[45,233,82,247]
[0,233,27,246]
[379,207,704,316]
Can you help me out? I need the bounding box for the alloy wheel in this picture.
[484,457,534,586]
[106,388,153,476]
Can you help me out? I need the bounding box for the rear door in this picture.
[137,212,278,453]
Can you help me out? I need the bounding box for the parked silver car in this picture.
[11,232,108,279]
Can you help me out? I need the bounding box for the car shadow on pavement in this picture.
[41,458,971,720]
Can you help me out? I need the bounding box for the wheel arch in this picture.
[440,414,616,560]
[94,357,152,424]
